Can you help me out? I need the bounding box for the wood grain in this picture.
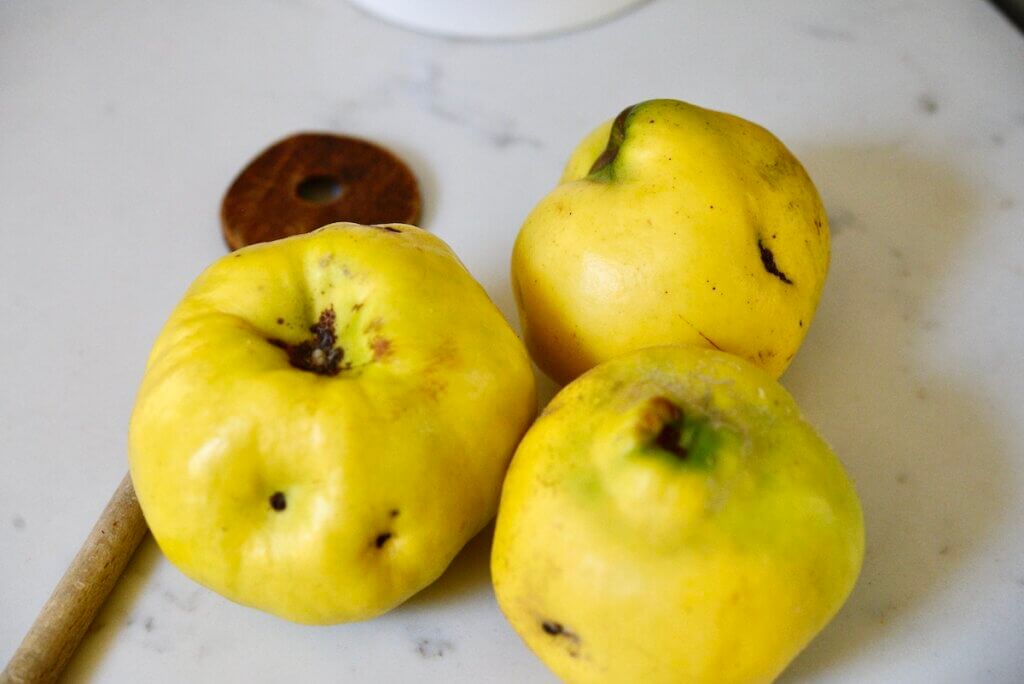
[1,474,148,684]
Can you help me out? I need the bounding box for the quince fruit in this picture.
[492,345,863,683]
[129,223,536,624]
[512,99,829,384]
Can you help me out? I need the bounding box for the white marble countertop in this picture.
[3,1,1024,681]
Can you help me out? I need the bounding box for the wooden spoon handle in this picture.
[2,473,147,684]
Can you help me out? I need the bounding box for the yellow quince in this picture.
[492,345,863,683]
[129,223,536,624]
[512,99,829,384]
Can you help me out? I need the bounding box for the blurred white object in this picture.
[348,0,647,39]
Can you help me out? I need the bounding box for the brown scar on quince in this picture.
[757,238,792,284]
[635,396,693,461]
[540,620,581,658]
[697,329,722,351]
[269,306,349,376]
[371,336,392,360]
[635,396,682,439]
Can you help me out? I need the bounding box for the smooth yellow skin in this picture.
[492,345,863,683]
[512,99,830,384]
[129,223,536,624]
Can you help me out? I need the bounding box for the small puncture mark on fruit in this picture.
[269,492,287,511]
[390,509,400,517]
[541,620,581,657]
[276,317,284,325]
[375,532,392,548]
[757,239,792,284]
[799,319,803,327]
[542,621,565,635]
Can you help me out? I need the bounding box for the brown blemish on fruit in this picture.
[364,317,383,333]
[421,376,447,400]
[677,313,723,350]
[374,532,392,548]
[371,336,392,360]
[757,239,792,284]
[758,154,799,187]
[697,330,722,350]
[390,509,399,517]
[636,396,682,441]
[276,317,285,325]
[269,492,287,511]
[269,307,347,376]
[373,224,402,233]
[589,104,638,175]
[540,620,581,657]
[542,621,565,636]
[352,302,364,312]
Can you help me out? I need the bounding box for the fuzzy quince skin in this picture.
[512,99,829,384]
[492,345,863,683]
[129,223,536,624]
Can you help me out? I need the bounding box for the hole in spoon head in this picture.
[295,175,343,204]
